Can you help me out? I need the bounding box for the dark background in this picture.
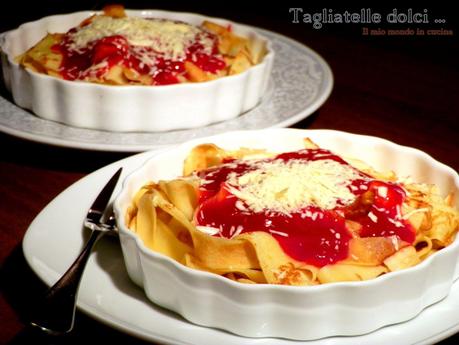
[0,1,458,345]
[0,1,457,168]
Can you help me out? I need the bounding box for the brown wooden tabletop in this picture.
[1,2,458,344]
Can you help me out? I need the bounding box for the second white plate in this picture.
[23,148,459,345]
[0,28,332,151]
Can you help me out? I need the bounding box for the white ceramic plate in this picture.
[0,28,332,151]
[23,143,459,345]
[114,128,459,340]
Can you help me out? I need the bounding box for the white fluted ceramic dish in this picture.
[0,26,332,151]
[1,9,273,132]
[114,128,459,340]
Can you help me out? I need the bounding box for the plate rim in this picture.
[21,129,459,345]
[0,25,333,152]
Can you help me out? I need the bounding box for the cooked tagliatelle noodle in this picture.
[125,139,459,285]
[16,4,267,86]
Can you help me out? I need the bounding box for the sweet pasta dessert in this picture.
[125,139,459,285]
[16,5,266,85]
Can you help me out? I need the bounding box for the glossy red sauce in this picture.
[354,180,415,243]
[52,20,226,85]
[195,149,415,267]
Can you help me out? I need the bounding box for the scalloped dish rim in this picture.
[113,128,459,339]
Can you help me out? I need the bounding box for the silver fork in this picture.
[29,167,123,335]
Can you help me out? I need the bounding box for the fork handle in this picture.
[30,230,105,335]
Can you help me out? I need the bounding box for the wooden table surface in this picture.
[1,2,458,344]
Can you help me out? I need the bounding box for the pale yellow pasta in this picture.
[136,191,191,262]
[383,246,421,272]
[344,237,402,266]
[318,264,388,284]
[238,231,318,285]
[157,179,198,221]
[344,157,397,181]
[16,5,264,86]
[405,183,459,247]
[190,229,259,270]
[15,33,63,76]
[185,254,266,284]
[413,234,433,260]
[126,139,459,285]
